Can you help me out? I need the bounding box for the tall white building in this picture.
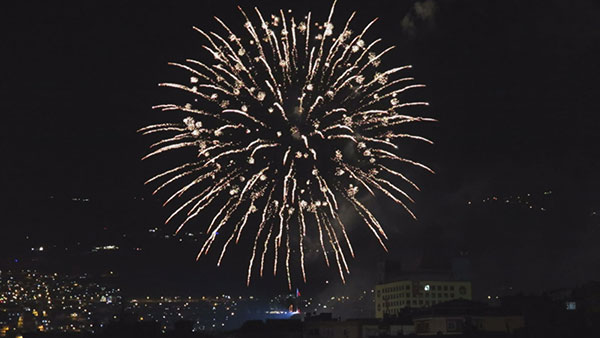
[375,279,472,318]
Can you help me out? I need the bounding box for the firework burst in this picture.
[140,0,435,289]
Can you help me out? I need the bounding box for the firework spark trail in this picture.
[335,214,355,258]
[247,186,275,286]
[236,171,269,242]
[141,0,435,288]
[218,200,255,266]
[163,168,233,225]
[260,223,274,278]
[313,207,330,267]
[298,208,308,282]
[284,211,293,290]
[320,210,346,283]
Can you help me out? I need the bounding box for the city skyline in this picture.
[2,1,600,331]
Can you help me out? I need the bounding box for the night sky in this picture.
[3,0,600,303]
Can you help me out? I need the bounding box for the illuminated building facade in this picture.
[375,280,472,318]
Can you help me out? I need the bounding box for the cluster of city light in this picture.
[467,190,553,212]
[0,270,120,334]
[126,294,292,331]
[1,270,381,335]
[298,289,374,314]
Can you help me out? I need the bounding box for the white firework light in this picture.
[140,0,435,289]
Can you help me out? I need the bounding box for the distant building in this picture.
[413,314,524,335]
[375,252,473,318]
[232,319,302,338]
[375,278,472,318]
[411,299,524,335]
[303,313,414,338]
